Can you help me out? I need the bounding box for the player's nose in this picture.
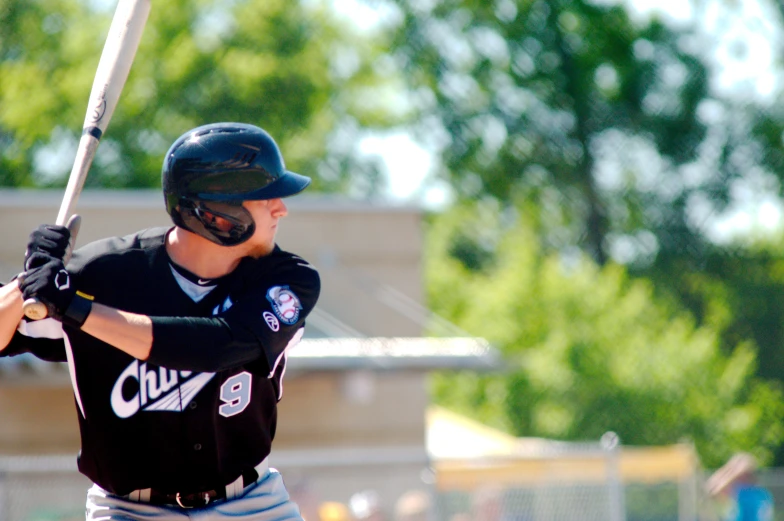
[270,198,288,218]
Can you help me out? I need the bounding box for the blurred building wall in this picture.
[0,190,436,517]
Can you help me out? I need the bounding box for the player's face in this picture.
[242,198,288,257]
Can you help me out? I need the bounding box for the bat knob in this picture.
[23,298,49,320]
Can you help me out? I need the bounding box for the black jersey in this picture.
[1,227,320,496]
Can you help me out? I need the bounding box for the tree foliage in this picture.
[387,0,723,265]
[426,203,784,467]
[385,0,784,461]
[384,0,784,372]
[0,0,399,191]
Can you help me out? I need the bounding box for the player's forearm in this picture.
[81,302,153,360]
[81,305,262,371]
[0,280,24,351]
[148,316,263,373]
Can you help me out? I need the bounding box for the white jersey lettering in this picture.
[111,359,214,419]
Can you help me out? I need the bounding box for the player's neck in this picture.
[166,227,243,279]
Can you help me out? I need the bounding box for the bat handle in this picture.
[22,299,48,320]
[22,215,83,321]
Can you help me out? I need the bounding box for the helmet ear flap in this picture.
[172,198,256,246]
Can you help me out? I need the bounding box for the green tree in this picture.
[0,0,399,191]
[386,0,784,461]
[387,0,718,265]
[426,203,784,467]
[661,234,784,463]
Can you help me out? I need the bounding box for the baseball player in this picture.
[0,123,320,520]
[706,453,774,521]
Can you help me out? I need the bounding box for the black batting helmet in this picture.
[162,122,311,246]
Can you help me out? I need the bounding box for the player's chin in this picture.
[246,238,276,258]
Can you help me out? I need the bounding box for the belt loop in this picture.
[127,488,151,502]
[225,457,270,499]
[225,475,244,500]
[255,456,269,477]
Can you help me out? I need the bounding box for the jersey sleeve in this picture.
[0,277,67,362]
[0,318,68,362]
[147,256,320,373]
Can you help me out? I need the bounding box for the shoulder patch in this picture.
[266,285,302,325]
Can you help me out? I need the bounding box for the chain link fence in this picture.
[3,453,783,521]
[0,456,90,521]
[429,474,783,521]
[428,433,698,521]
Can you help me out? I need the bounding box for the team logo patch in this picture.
[266,286,302,325]
[263,311,280,332]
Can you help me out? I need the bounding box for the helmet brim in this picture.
[197,171,311,202]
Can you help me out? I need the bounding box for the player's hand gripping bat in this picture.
[23,0,152,320]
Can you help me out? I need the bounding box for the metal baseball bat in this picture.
[23,0,152,320]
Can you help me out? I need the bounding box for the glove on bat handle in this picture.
[22,214,82,320]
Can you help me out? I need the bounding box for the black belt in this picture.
[154,489,223,509]
[125,458,269,509]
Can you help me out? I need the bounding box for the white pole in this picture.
[602,431,626,521]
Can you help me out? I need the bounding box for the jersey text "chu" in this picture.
[111,359,215,419]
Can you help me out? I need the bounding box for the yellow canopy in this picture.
[426,406,701,491]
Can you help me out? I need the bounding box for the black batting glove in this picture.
[19,253,84,327]
[24,224,71,270]
[19,253,93,327]
[23,215,81,272]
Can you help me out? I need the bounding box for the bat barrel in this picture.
[56,134,100,226]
